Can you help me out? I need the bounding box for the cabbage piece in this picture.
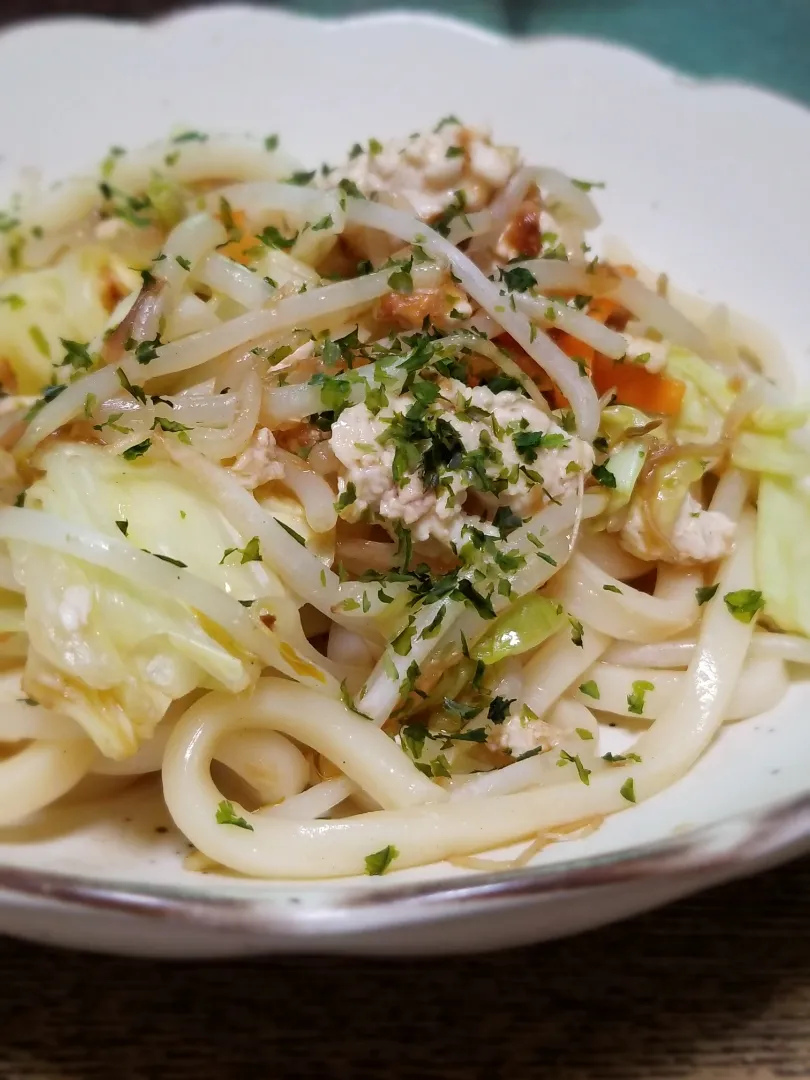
[10,443,290,758]
[601,442,648,513]
[0,246,140,392]
[472,594,565,665]
[756,476,810,635]
[744,405,810,436]
[30,443,286,600]
[145,173,187,230]
[596,407,658,514]
[666,346,734,443]
[732,432,810,478]
[618,455,710,563]
[600,405,653,444]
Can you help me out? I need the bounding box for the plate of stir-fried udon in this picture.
[0,7,807,956]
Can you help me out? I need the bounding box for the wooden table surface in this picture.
[0,856,808,1079]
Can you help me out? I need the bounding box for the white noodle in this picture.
[0,123,800,884]
[260,777,357,820]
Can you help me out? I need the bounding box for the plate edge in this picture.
[1,7,809,118]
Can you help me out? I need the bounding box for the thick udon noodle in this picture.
[0,127,804,879]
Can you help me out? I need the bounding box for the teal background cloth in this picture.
[278,0,810,105]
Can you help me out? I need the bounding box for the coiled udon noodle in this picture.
[0,122,805,879]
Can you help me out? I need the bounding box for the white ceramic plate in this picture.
[0,6,809,958]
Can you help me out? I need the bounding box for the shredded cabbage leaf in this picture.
[0,246,140,392]
[7,443,289,758]
[757,476,810,636]
[472,594,565,665]
[666,346,734,444]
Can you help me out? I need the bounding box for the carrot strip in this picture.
[555,327,685,416]
[591,353,685,414]
[218,210,261,266]
[498,263,684,417]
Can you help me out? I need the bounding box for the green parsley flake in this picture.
[311,214,334,232]
[392,618,417,657]
[578,680,600,700]
[424,754,452,779]
[558,749,591,785]
[488,696,515,724]
[365,845,399,876]
[275,519,307,547]
[121,438,151,461]
[264,134,280,152]
[603,751,642,765]
[603,584,622,594]
[0,293,24,310]
[286,170,317,187]
[591,462,617,488]
[115,520,129,537]
[627,679,655,716]
[501,266,537,292]
[513,430,567,463]
[220,536,262,564]
[620,777,637,803]
[400,724,427,760]
[175,255,191,271]
[569,616,584,647]
[388,268,414,294]
[576,727,595,740]
[215,799,254,830]
[696,584,719,606]
[723,589,764,623]
[60,338,93,370]
[93,412,133,435]
[24,383,66,423]
[173,131,209,144]
[419,605,447,639]
[442,697,482,722]
[28,326,51,359]
[151,416,192,443]
[335,482,357,513]
[338,178,365,200]
[258,225,298,250]
[146,551,187,568]
[128,334,162,365]
[116,367,147,405]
